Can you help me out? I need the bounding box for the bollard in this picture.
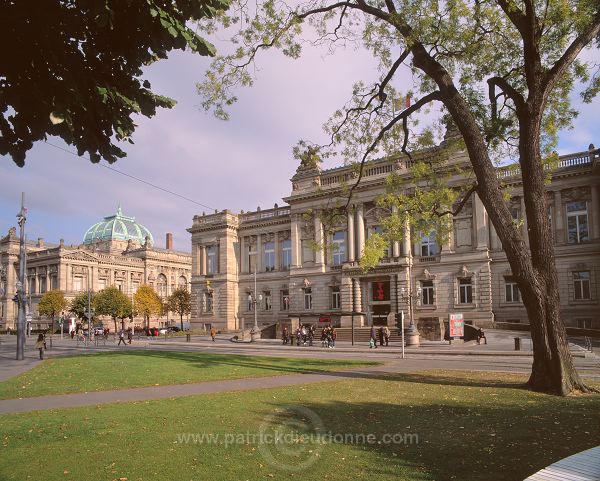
[514,337,521,351]
[186,333,191,342]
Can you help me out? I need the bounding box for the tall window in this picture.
[50,276,58,290]
[331,286,341,309]
[206,245,218,274]
[178,276,187,289]
[264,242,275,271]
[281,239,292,270]
[248,244,257,273]
[73,276,82,292]
[157,274,167,298]
[332,231,347,266]
[204,291,213,313]
[281,290,290,310]
[420,232,437,257]
[40,277,47,293]
[421,280,434,305]
[303,288,313,310]
[573,271,591,300]
[98,279,106,291]
[30,278,36,294]
[567,201,589,244]
[505,277,520,303]
[458,277,473,304]
[263,291,272,310]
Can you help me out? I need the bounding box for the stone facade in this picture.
[188,141,600,335]
[0,209,191,330]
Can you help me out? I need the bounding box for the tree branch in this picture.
[488,75,526,117]
[435,183,478,217]
[345,90,443,208]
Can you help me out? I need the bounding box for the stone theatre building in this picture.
[0,207,191,330]
[189,135,600,336]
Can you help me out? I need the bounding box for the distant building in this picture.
[0,207,191,330]
[188,139,600,336]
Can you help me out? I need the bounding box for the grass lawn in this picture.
[1,370,599,481]
[0,351,377,399]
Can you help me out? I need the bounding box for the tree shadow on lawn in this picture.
[75,349,380,377]
[253,394,600,481]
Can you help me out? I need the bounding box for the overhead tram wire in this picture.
[44,140,216,211]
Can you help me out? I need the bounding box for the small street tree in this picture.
[69,291,95,325]
[93,286,131,333]
[38,290,67,335]
[198,0,600,395]
[167,287,192,331]
[134,285,162,328]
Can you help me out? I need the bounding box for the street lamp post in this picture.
[249,270,262,342]
[399,284,421,347]
[16,193,27,361]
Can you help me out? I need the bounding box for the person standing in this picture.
[127,328,133,345]
[331,327,337,348]
[210,326,217,342]
[378,326,385,346]
[35,334,45,360]
[383,325,390,346]
[369,326,378,348]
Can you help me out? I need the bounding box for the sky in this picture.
[1,26,599,252]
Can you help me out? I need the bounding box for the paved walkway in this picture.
[525,445,600,480]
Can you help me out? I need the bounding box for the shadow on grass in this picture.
[252,393,600,481]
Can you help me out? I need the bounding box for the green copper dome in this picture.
[83,207,153,245]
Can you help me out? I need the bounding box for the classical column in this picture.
[199,246,206,275]
[591,184,600,240]
[347,209,355,263]
[520,195,529,246]
[353,278,363,313]
[490,222,500,250]
[256,234,263,273]
[554,190,564,245]
[473,193,489,250]
[392,205,400,258]
[291,215,301,268]
[402,218,411,256]
[274,232,281,271]
[441,214,454,253]
[314,213,324,265]
[239,236,246,273]
[356,204,365,258]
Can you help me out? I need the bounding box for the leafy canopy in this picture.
[167,287,192,318]
[1,0,229,167]
[69,291,95,321]
[94,286,131,321]
[134,284,162,320]
[38,290,68,318]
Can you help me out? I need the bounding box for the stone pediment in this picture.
[62,251,98,262]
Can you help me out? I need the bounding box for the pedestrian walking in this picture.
[210,327,217,342]
[127,328,133,344]
[369,326,378,348]
[282,327,289,345]
[384,325,390,346]
[331,327,337,348]
[35,334,45,360]
[117,330,127,346]
[379,326,385,346]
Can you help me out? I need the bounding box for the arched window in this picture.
[157,274,168,298]
[178,276,187,289]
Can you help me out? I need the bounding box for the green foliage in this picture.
[1,0,229,166]
[134,284,162,322]
[38,290,67,319]
[167,287,191,328]
[69,291,95,321]
[93,286,131,321]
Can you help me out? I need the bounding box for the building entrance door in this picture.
[370,280,391,326]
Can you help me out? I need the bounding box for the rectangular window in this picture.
[281,290,290,311]
[281,239,292,270]
[421,280,434,305]
[264,291,272,311]
[303,288,312,310]
[206,245,218,274]
[420,232,437,257]
[264,242,275,272]
[29,278,36,295]
[248,244,257,273]
[40,277,47,293]
[577,319,593,329]
[331,286,341,309]
[332,231,347,266]
[573,271,591,300]
[73,276,82,292]
[98,279,106,291]
[50,276,58,290]
[505,277,520,303]
[567,201,589,244]
[459,277,473,304]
